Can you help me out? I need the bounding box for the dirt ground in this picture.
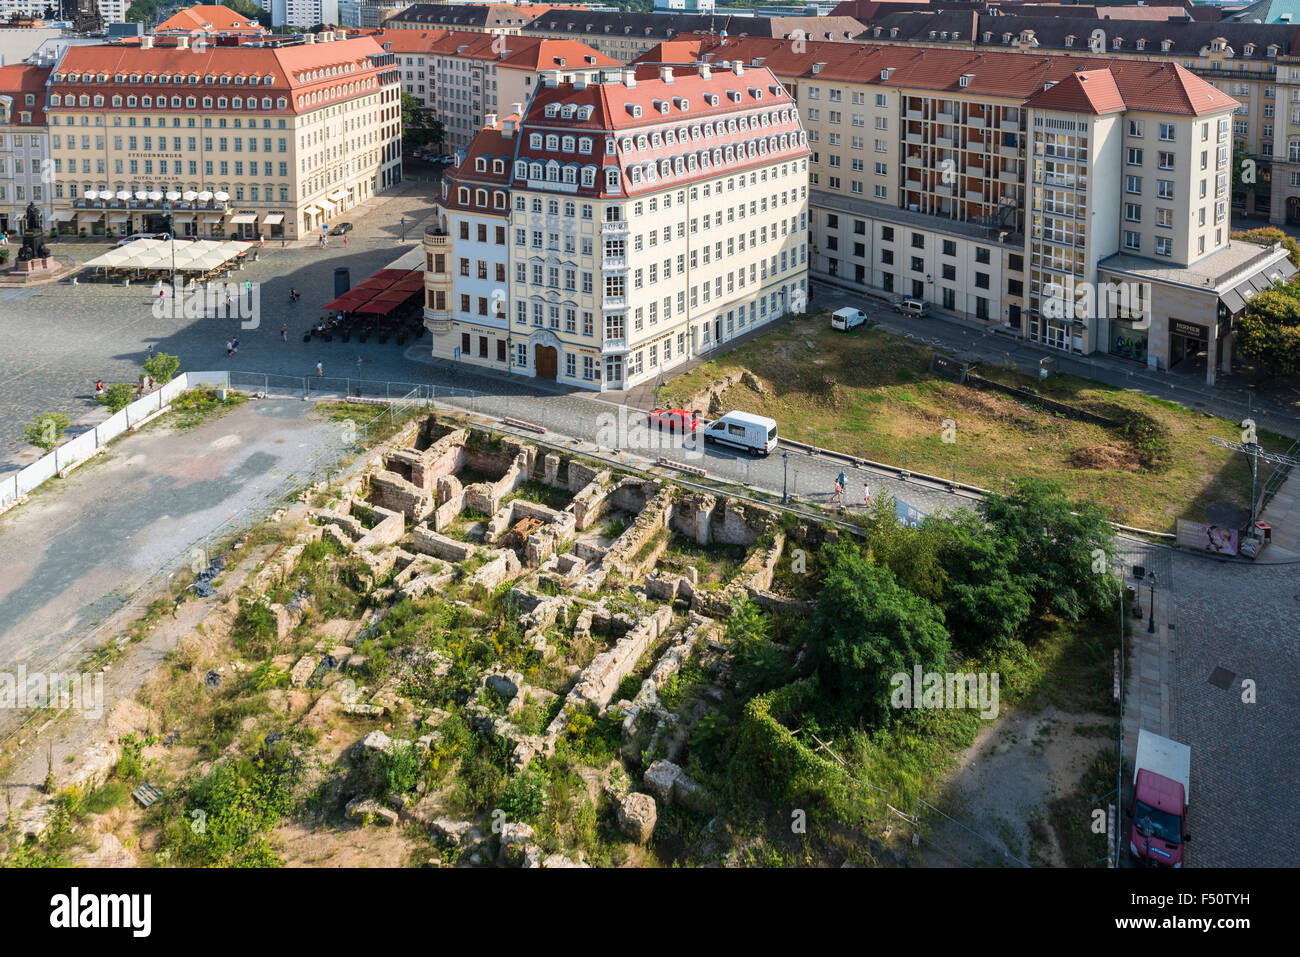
[914,706,1112,868]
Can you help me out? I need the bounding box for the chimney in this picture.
[659,66,674,84]
[336,29,347,40]
[732,60,743,77]
[486,112,498,128]
[543,69,559,88]
[304,33,315,43]
[623,68,636,89]
[176,36,189,49]
[141,35,154,49]
[698,64,711,80]
[503,118,516,137]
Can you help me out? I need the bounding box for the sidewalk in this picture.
[811,279,1300,441]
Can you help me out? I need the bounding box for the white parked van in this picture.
[703,411,778,456]
[831,307,867,331]
[894,297,930,318]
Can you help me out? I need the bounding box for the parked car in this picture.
[702,411,778,456]
[438,154,457,165]
[329,222,353,236]
[891,296,930,318]
[115,232,166,246]
[831,307,867,331]
[649,408,699,433]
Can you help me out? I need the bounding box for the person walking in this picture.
[343,234,348,248]
[146,375,155,393]
[316,360,324,377]
[94,379,104,396]
[231,337,239,355]
[862,482,871,508]
[831,479,844,507]
[281,322,288,341]
[258,234,265,248]
[225,338,233,357]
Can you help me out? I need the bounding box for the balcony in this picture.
[1000,143,1021,158]
[969,116,987,128]
[601,337,628,355]
[935,183,954,196]
[602,255,627,271]
[966,189,984,202]
[905,176,923,191]
[1000,119,1020,132]
[936,136,954,149]
[937,110,954,123]
[603,295,627,309]
[999,168,1019,183]
[905,132,925,145]
[600,220,629,235]
[906,108,923,120]
[904,152,925,167]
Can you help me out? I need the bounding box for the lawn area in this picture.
[659,312,1286,531]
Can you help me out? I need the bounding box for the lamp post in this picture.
[782,452,790,504]
[1146,571,1157,634]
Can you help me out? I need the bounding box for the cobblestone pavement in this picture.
[1168,552,1300,867]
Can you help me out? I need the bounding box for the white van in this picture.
[703,411,778,456]
[831,307,867,331]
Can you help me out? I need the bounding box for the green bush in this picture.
[24,412,71,451]
[497,760,549,823]
[143,352,181,384]
[84,781,131,814]
[97,383,134,413]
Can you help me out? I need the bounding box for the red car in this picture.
[649,408,699,433]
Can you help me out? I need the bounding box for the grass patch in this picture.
[169,388,247,430]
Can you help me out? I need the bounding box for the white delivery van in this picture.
[703,411,778,456]
[831,307,867,331]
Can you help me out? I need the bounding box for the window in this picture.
[1156,208,1173,228]
[975,248,990,265]
[1125,175,1142,194]
[1154,236,1173,257]
[1124,231,1140,251]
[1127,147,1143,166]
[1159,123,1175,141]
[1157,152,1175,170]
[1157,180,1174,200]
[1125,203,1141,222]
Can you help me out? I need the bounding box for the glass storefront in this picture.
[1109,318,1149,363]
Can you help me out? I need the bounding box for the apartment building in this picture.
[424,62,812,390]
[45,31,402,241]
[258,0,340,30]
[522,10,867,63]
[372,28,619,152]
[637,35,1295,383]
[0,63,51,237]
[840,11,1299,220]
[384,3,546,34]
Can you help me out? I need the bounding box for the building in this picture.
[655,0,716,12]
[372,27,619,152]
[154,4,268,34]
[338,0,410,29]
[424,62,812,390]
[383,3,549,33]
[523,10,867,62]
[0,63,51,237]
[45,30,402,241]
[258,0,340,29]
[636,34,1294,382]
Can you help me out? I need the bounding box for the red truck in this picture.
[1128,730,1192,868]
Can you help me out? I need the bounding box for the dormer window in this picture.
[475,157,486,171]
[1113,38,1123,50]
[1136,39,1146,51]
[1162,39,1173,52]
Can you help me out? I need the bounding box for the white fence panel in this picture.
[159,374,189,404]
[54,429,98,472]
[16,454,58,497]
[97,408,131,445]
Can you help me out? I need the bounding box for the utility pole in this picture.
[1209,435,1300,528]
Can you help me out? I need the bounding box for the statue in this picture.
[16,201,49,263]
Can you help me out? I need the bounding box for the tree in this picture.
[97,383,134,414]
[1239,278,1300,378]
[977,479,1118,624]
[24,412,71,451]
[144,352,180,384]
[935,510,1035,654]
[804,542,950,727]
[401,93,445,152]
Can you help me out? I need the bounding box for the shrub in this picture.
[24,412,71,451]
[84,781,130,814]
[97,383,134,413]
[497,760,549,823]
[143,352,181,384]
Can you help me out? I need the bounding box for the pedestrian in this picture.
[343,235,348,247]
[281,236,286,248]
[0,231,7,245]
[147,375,155,393]
[316,360,323,377]
[831,480,843,507]
[258,234,265,248]
[231,337,239,355]
[837,471,847,489]
[862,482,871,508]
[94,379,104,396]
[226,338,233,357]
[281,322,288,341]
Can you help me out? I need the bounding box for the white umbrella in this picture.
[197,191,213,202]
[166,190,181,202]
[116,190,131,201]
[83,189,99,201]
[182,191,198,202]
[148,191,163,202]
[214,191,230,202]
[134,190,149,201]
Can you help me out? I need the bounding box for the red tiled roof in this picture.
[511,65,808,198]
[636,35,1237,116]
[49,37,394,116]
[368,28,619,70]
[444,112,520,216]
[155,4,266,34]
[1024,68,1124,115]
[0,64,51,126]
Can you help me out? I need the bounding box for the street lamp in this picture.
[782,452,790,504]
[1146,571,1157,634]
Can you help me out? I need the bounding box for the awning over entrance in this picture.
[52,210,76,222]
[108,213,130,224]
[302,204,321,216]
[230,214,258,225]
[1219,257,1298,314]
[328,189,347,203]
[262,213,284,226]
[317,198,335,215]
